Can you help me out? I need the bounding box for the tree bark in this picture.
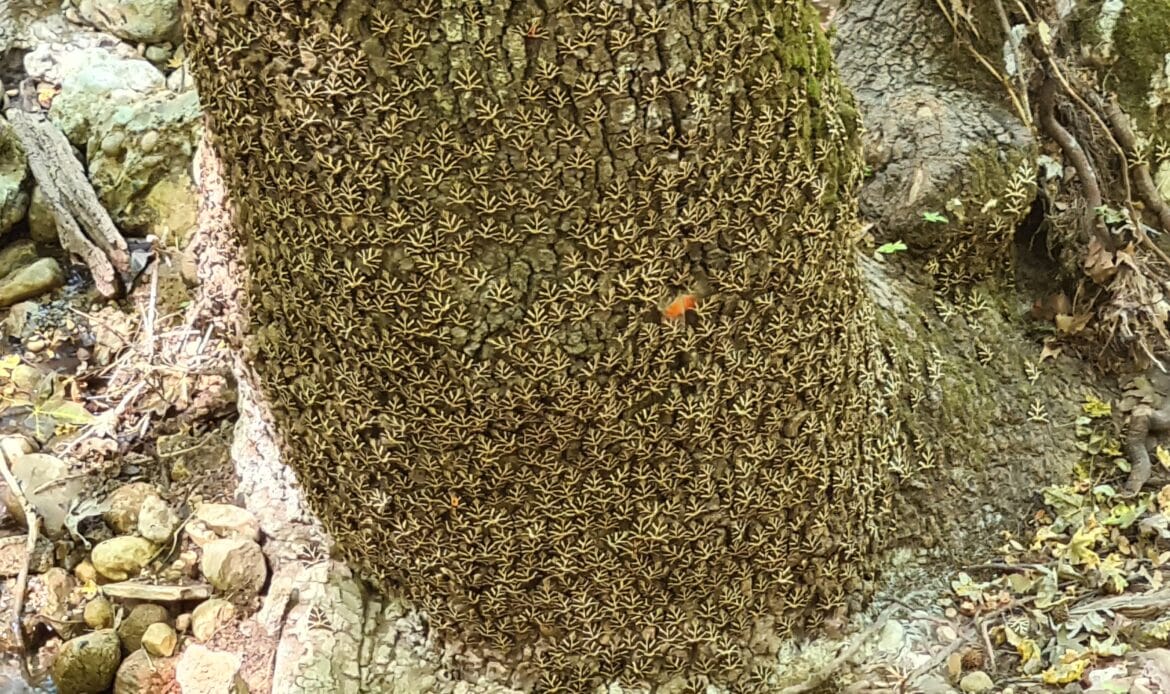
[182,0,1100,690]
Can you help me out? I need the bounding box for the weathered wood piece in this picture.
[5,107,130,299]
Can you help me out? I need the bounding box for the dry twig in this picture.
[0,448,45,685]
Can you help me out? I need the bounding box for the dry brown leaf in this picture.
[1055,312,1093,335]
[1085,236,1118,284]
[1040,339,1063,362]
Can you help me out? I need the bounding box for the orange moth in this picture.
[663,294,698,320]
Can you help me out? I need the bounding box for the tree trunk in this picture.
[180,0,1114,691]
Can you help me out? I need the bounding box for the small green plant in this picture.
[876,240,908,254]
[921,211,948,224]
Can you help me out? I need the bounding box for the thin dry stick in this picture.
[778,602,902,694]
[143,262,160,360]
[0,448,44,685]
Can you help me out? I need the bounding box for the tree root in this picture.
[0,449,46,686]
[1125,399,1170,494]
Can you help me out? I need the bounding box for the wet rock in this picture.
[78,0,182,44]
[0,258,65,308]
[0,117,30,237]
[103,482,161,534]
[51,629,121,694]
[199,538,267,595]
[0,452,85,537]
[190,598,235,642]
[174,645,247,694]
[141,622,177,656]
[0,240,38,278]
[960,670,995,693]
[84,595,114,629]
[101,580,211,602]
[114,648,176,694]
[191,503,260,544]
[91,536,157,581]
[137,494,180,544]
[116,603,170,653]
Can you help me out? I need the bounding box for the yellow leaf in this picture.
[1099,553,1129,593]
[1066,522,1104,567]
[166,54,184,69]
[1082,395,1112,418]
[1159,447,1170,471]
[1042,653,1086,685]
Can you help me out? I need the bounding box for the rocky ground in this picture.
[3,2,1170,694]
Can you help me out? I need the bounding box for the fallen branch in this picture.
[778,602,902,694]
[0,448,46,686]
[5,104,130,299]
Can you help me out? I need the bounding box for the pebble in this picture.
[84,595,115,629]
[190,598,235,641]
[137,494,180,544]
[959,670,995,693]
[116,603,170,654]
[191,503,261,544]
[175,645,248,694]
[141,622,177,657]
[0,258,65,308]
[92,536,157,581]
[23,338,45,353]
[103,483,162,535]
[115,648,176,694]
[200,538,267,595]
[51,629,122,694]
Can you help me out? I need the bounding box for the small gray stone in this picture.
[51,629,121,694]
[200,538,267,595]
[0,258,65,308]
[91,536,157,581]
[137,494,180,544]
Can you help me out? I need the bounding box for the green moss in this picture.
[1080,0,1170,138]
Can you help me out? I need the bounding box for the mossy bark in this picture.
[184,0,954,689]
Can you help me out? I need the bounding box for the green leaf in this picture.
[921,211,948,224]
[876,240,908,254]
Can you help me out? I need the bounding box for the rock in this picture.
[0,240,38,278]
[103,482,161,534]
[33,41,164,147]
[74,559,98,584]
[175,612,191,633]
[114,648,176,694]
[0,117,31,237]
[166,61,193,94]
[190,598,235,642]
[0,258,65,308]
[141,622,177,656]
[0,301,36,338]
[960,670,995,693]
[78,0,181,44]
[27,186,58,245]
[116,603,170,653]
[42,567,76,636]
[101,580,212,602]
[191,503,260,544]
[84,595,114,629]
[0,534,53,576]
[199,538,267,595]
[91,536,157,581]
[174,645,247,694]
[51,629,121,694]
[0,452,85,537]
[0,434,34,462]
[86,92,202,236]
[137,494,180,543]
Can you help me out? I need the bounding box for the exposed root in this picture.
[0,448,46,687]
